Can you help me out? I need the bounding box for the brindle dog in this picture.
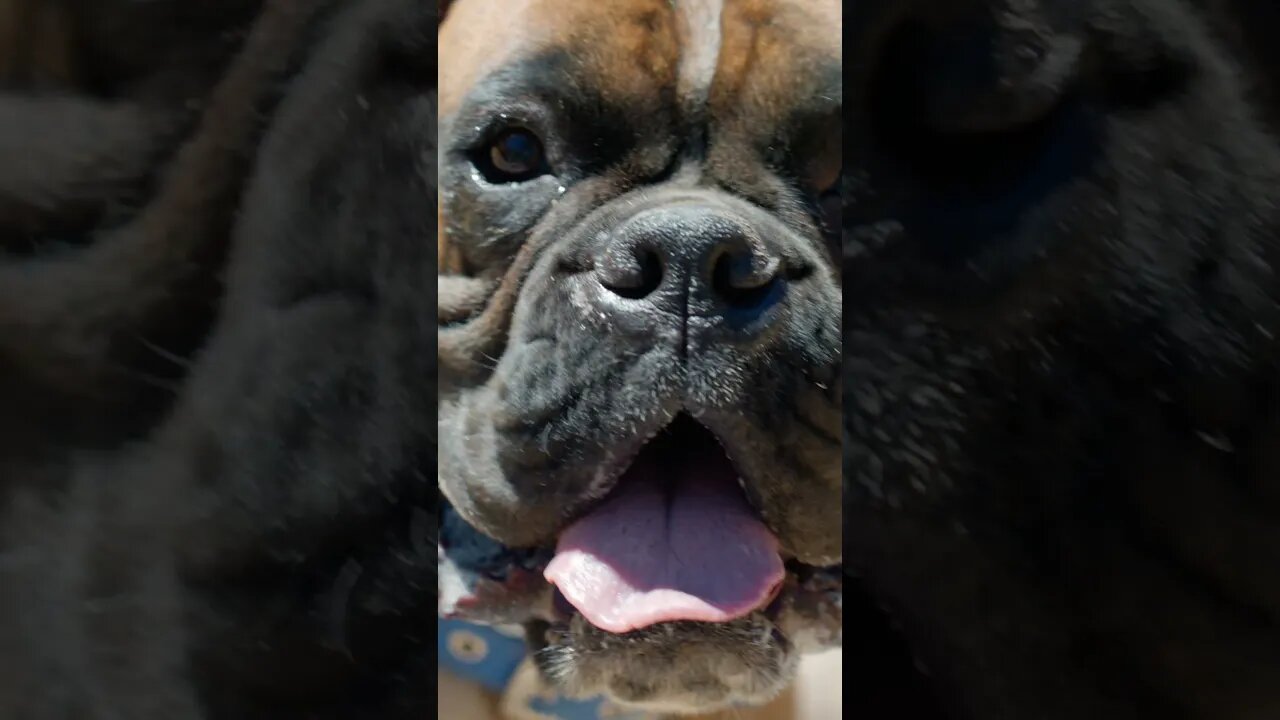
[438,0,841,714]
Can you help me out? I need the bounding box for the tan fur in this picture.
[437,0,680,274]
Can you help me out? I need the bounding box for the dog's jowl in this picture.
[437,0,843,714]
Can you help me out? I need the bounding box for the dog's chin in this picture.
[524,560,842,714]
[528,611,798,714]
[440,413,842,714]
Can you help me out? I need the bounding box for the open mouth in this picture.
[439,413,840,644]
[544,413,787,632]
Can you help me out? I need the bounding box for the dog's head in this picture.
[839,0,1280,716]
[437,0,841,713]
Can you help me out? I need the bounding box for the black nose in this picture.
[595,205,783,314]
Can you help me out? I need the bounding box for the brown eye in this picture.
[483,128,548,182]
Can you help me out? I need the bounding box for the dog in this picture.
[437,0,843,715]
[843,0,1280,718]
[0,1,441,718]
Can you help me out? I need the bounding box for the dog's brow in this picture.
[448,51,611,134]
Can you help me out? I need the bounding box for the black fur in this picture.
[1,1,440,718]
[845,1,1280,718]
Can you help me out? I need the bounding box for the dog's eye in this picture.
[868,19,1081,195]
[477,128,549,183]
[490,130,543,175]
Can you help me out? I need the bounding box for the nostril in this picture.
[711,250,782,309]
[600,248,664,299]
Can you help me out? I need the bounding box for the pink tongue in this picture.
[544,462,784,634]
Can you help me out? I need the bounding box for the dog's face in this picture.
[438,0,841,713]
[842,0,1280,717]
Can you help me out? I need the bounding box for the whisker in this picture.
[132,334,193,369]
[110,365,184,394]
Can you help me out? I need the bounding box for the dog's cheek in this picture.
[691,291,841,561]
[440,164,562,273]
[494,259,678,453]
[492,270,613,446]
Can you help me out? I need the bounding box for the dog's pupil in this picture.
[491,130,541,175]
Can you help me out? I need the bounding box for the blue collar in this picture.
[439,618,653,720]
